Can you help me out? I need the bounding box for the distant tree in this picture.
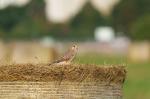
[0,6,27,38]
[112,0,150,37]
[0,0,112,40]
[130,14,150,40]
[0,0,51,39]
[69,3,111,39]
[10,0,50,39]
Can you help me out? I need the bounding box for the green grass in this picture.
[75,54,126,65]
[75,54,150,99]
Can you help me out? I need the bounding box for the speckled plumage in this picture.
[49,45,78,65]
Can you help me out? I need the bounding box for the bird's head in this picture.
[71,44,78,51]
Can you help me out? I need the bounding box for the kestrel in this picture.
[49,44,78,66]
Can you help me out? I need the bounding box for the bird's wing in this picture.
[49,48,77,66]
[50,50,73,64]
[57,50,73,62]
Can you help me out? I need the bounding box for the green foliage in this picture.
[0,0,50,39]
[0,0,149,40]
[0,6,27,32]
[112,0,150,37]
[0,1,112,40]
[11,16,50,39]
[69,3,111,39]
[46,3,112,40]
[130,14,150,40]
[11,0,49,39]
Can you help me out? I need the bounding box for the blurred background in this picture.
[0,0,150,98]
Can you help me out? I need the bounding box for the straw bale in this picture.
[0,64,126,99]
[0,64,126,83]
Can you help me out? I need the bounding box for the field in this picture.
[75,54,150,99]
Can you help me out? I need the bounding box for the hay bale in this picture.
[0,64,126,99]
[0,42,12,65]
[128,42,150,62]
[12,42,56,64]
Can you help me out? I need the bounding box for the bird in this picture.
[49,44,78,66]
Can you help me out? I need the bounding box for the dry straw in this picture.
[0,63,126,99]
[0,63,126,83]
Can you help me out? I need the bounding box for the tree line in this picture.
[0,0,149,40]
